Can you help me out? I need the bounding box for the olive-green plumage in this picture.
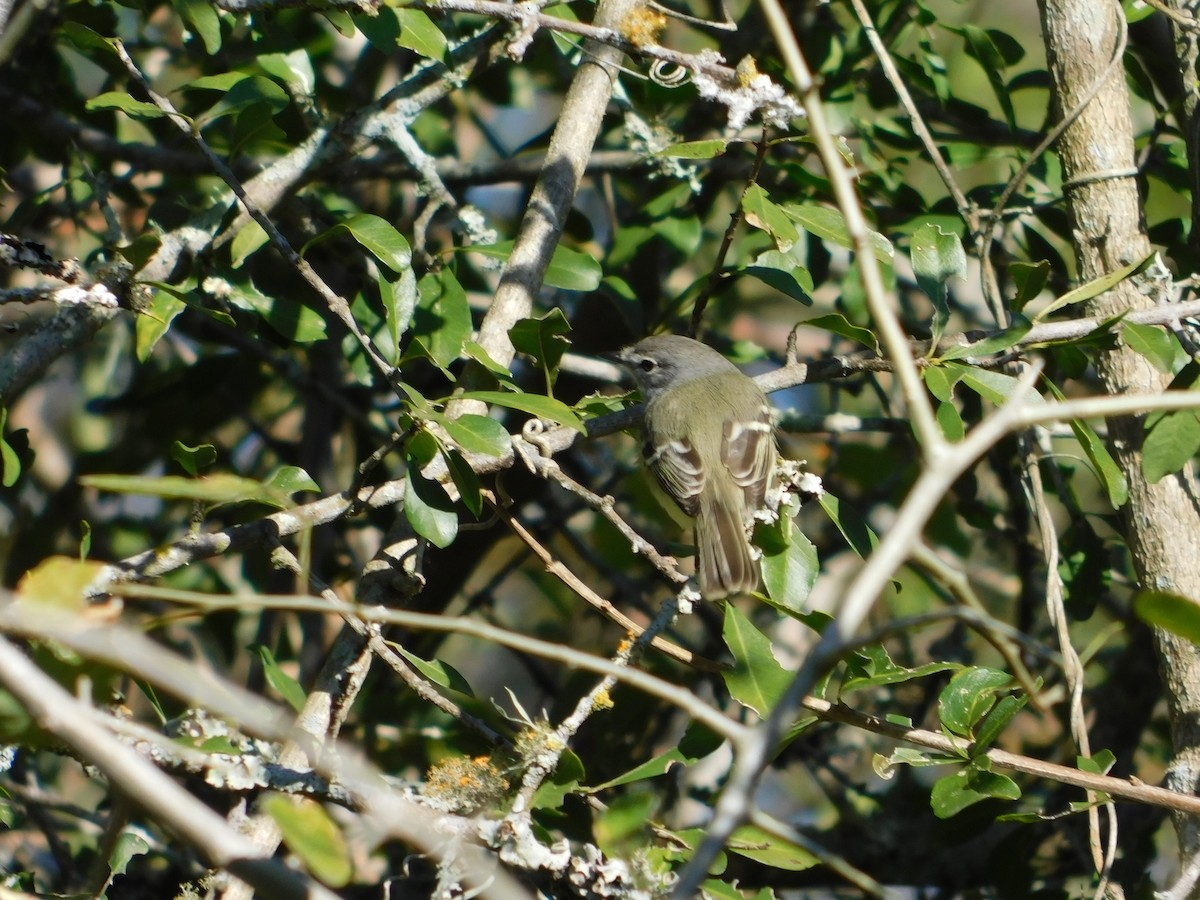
[615,335,775,599]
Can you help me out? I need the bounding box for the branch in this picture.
[460,0,642,390]
[803,697,1200,816]
[0,634,344,900]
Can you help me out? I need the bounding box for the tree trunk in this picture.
[1039,0,1200,858]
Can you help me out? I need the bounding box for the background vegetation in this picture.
[1,0,1200,896]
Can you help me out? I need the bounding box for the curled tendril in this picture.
[650,60,690,87]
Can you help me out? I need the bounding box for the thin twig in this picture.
[1022,435,1115,887]
[756,0,942,456]
[17,592,1200,818]
[690,126,771,339]
[494,500,723,671]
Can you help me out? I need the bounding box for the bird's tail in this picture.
[696,493,757,600]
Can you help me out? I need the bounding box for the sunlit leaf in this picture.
[1135,590,1200,644]
[304,213,412,273]
[263,796,352,887]
[254,645,307,712]
[722,603,789,715]
[457,390,585,433]
[395,8,447,60]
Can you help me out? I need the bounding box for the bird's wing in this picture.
[722,406,775,515]
[645,438,705,518]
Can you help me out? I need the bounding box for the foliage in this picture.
[0,0,1197,896]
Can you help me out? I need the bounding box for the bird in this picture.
[613,335,776,599]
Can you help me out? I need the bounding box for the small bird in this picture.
[613,335,776,599]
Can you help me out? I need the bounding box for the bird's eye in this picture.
[639,359,657,373]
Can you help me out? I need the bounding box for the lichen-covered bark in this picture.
[1039,0,1200,854]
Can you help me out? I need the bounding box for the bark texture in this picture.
[1039,0,1200,855]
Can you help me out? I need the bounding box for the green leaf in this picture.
[1010,260,1050,311]
[722,603,790,715]
[930,765,1021,818]
[196,76,289,125]
[938,667,1014,739]
[323,8,356,35]
[654,215,702,256]
[231,220,269,268]
[939,315,1031,361]
[441,414,510,457]
[760,529,818,616]
[456,390,585,433]
[874,747,962,778]
[741,185,798,251]
[109,832,150,877]
[782,203,894,262]
[135,290,187,361]
[657,139,729,159]
[923,365,963,403]
[257,49,316,97]
[392,644,474,694]
[404,435,459,548]
[590,747,692,791]
[935,400,965,442]
[657,140,729,160]
[85,91,167,121]
[0,407,21,488]
[1041,381,1123,509]
[911,223,966,347]
[226,280,328,343]
[727,825,818,872]
[545,244,604,291]
[465,243,602,291]
[955,25,1017,130]
[1123,321,1176,373]
[818,492,877,559]
[172,0,222,53]
[743,250,813,304]
[510,309,572,392]
[947,363,1039,406]
[188,72,249,91]
[262,796,352,887]
[1079,425,1127,507]
[15,557,108,611]
[800,313,878,350]
[380,266,418,363]
[412,269,472,369]
[842,644,958,693]
[1034,253,1153,320]
[1143,408,1200,483]
[171,441,217,476]
[58,22,118,54]
[265,466,320,496]
[595,792,657,856]
[80,473,295,508]
[1078,749,1116,776]
[395,8,447,60]
[304,213,412,273]
[443,447,483,517]
[1135,590,1200,644]
[590,723,719,791]
[114,234,163,273]
[531,747,584,811]
[971,693,1027,754]
[463,340,515,381]
[254,645,307,712]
